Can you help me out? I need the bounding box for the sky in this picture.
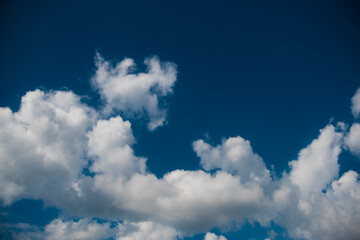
[0,0,360,239]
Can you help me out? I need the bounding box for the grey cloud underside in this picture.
[1,55,360,240]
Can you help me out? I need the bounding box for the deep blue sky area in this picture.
[1,1,360,239]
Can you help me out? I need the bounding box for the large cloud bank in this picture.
[1,54,360,240]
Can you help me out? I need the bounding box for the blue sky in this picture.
[0,1,360,240]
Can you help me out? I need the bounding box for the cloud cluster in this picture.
[6,219,180,240]
[273,123,360,240]
[45,219,115,240]
[0,89,269,234]
[1,54,360,240]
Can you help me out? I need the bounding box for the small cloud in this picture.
[351,87,360,118]
[204,232,227,240]
[92,53,177,130]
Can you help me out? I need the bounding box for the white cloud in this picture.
[351,87,360,118]
[193,137,270,184]
[0,90,96,205]
[275,169,360,240]
[0,88,270,234]
[2,90,360,240]
[272,124,360,240]
[1,55,360,240]
[5,219,180,240]
[92,53,177,130]
[92,169,269,234]
[88,117,147,177]
[345,123,360,157]
[160,170,269,231]
[45,219,115,240]
[204,232,227,240]
[116,221,179,240]
[289,124,343,197]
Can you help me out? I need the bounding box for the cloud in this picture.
[204,232,227,240]
[91,169,269,233]
[5,219,180,240]
[44,219,115,240]
[0,90,96,205]
[344,87,360,157]
[116,221,180,240]
[274,169,360,240]
[0,54,360,240]
[272,123,360,240]
[92,53,177,130]
[345,123,360,157]
[0,89,270,235]
[289,124,343,197]
[87,117,147,177]
[351,88,360,118]
[193,137,270,184]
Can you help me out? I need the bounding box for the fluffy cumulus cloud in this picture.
[345,123,360,157]
[193,137,270,184]
[92,53,177,130]
[273,124,360,240]
[289,124,343,196]
[0,90,97,205]
[87,117,147,177]
[90,168,269,233]
[204,232,227,240]
[1,54,360,240]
